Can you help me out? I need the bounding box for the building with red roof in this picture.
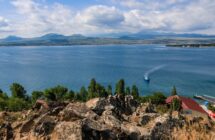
[166,95,208,118]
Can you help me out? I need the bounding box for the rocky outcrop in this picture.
[0,95,214,140]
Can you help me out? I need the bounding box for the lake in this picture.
[0,45,215,97]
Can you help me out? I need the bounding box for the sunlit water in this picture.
[0,45,215,97]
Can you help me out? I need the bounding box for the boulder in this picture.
[0,123,13,140]
[86,98,108,115]
[51,121,82,140]
[59,102,98,121]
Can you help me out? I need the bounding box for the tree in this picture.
[88,78,96,99]
[131,85,139,99]
[171,98,182,111]
[44,89,56,101]
[171,86,177,96]
[115,79,125,95]
[10,83,26,99]
[0,89,8,100]
[125,86,131,95]
[7,97,30,111]
[52,85,68,101]
[150,92,166,105]
[75,93,82,101]
[107,85,112,96]
[63,90,75,101]
[31,91,44,103]
[95,83,107,98]
[0,98,7,111]
[80,86,88,101]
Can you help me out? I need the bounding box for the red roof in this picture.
[166,95,208,115]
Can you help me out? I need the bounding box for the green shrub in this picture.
[171,98,182,111]
[208,103,215,113]
[7,98,30,111]
[63,90,75,101]
[138,92,166,105]
[31,91,44,103]
[0,98,7,111]
[10,83,27,99]
[156,104,169,114]
[149,92,166,105]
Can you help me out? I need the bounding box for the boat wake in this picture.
[144,64,167,83]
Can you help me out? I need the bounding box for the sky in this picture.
[0,0,215,38]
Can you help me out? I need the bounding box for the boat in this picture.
[144,74,150,83]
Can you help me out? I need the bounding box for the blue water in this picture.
[0,45,215,97]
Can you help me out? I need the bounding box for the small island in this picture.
[166,43,215,48]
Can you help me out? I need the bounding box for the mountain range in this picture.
[0,32,215,46]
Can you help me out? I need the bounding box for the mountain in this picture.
[118,31,215,39]
[0,35,24,42]
[37,33,66,40]
[0,32,215,46]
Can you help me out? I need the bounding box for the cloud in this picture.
[0,16,9,27]
[119,0,215,33]
[76,5,124,27]
[0,16,13,34]
[73,5,125,34]
[0,0,215,37]
[10,0,75,37]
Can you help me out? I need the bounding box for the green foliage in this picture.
[171,98,182,111]
[79,86,88,101]
[63,90,75,101]
[156,104,169,114]
[0,98,7,111]
[88,78,97,99]
[115,79,125,95]
[10,83,26,99]
[208,103,215,113]
[52,85,68,101]
[7,98,30,111]
[31,91,44,103]
[131,85,139,99]
[44,89,56,101]
[43,85,68,101]
[150,92,166,105]
[0,92,9,100]
[107,85,112,96]
[96,83,107,98]
[138,92,166,105]
[171,86,177,96]
[125,86,131,95]
[75,93,83,101]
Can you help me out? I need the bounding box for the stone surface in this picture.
[0,95,214,140]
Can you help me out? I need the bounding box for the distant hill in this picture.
[0,32,215,46]
[0,35,24,42]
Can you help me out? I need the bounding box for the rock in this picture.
[99,110,121,128]
[86,98,108,115]
[0,123,13,140]
[51,121,82,140]
[59,102,98,121]
[0,95,214,140]
[109,95,139,116]
[34,121,56,137]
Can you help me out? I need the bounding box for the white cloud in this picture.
[119,0,215,34]
[73,5,125,34]
[9,0,75,37]
[0,16,9,27]
[76,5,124,27]
[0,16,12,34]
[0,0,214,37]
